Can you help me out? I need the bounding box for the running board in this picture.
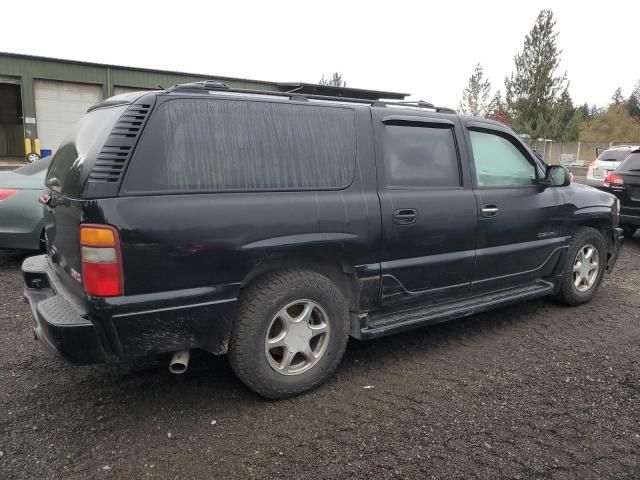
[353,281,555,340]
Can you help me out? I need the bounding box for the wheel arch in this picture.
[239,252,361,312]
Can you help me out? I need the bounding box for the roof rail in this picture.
[165,81,457,113]
[169,80,230,92]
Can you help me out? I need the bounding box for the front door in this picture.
[374,110,478,307]
[465,123,567,292]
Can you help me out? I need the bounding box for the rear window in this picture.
[597,149,632,162]
[123,98,356,193]
[619,152,640,171]
[383,124,460,188]
[46,105,128,197]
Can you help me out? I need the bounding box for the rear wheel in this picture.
[556,227,607,306]
[228,269,350,399]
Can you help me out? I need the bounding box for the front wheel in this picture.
[228,269,350,399]
[556,227,607,306]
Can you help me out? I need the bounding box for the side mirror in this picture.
[543,165,572,187]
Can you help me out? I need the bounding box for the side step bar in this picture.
[353,281,555,340]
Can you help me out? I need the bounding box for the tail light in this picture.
[0,189,18,201]
[604,173,624,188]
[79,224,123,297]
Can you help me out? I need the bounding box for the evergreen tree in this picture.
[458,63,492,116]
[551,88,579,141]
[487,90,509,124]
[578,102,590,120]
[319,72,347,87]
[504,9,568,139]
[611,87,625,105]
[627,81,640,119]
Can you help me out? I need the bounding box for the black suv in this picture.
[23,82,623,398]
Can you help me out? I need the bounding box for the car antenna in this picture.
[157,84,169,93]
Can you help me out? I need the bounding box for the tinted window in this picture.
[597,149,633,162]
[619,152,640,171]
[14,157,52,175]
[383,124,460,188]
[470,130,536,187]
[124,99,356,192]
[46,105,128,197]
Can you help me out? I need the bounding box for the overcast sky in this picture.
[2,0,639,109]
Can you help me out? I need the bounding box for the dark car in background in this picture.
[21,84,623,399]
[605,148,640,237]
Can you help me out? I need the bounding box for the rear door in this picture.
[374,109,477,307]
[465,122,567,292]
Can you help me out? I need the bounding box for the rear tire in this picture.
[555,227,607,306]
[228,269,350,399]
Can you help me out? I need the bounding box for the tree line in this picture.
[458,9,640,142]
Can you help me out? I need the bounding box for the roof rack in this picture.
[167,81,456,113]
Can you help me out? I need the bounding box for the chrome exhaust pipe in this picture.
[169,350,190,374]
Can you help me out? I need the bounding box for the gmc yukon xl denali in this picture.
[23,82,623,398]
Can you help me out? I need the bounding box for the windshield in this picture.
[14,157,52,175]
[596,149,633,162]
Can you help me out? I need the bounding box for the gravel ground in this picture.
[1,239,639,480]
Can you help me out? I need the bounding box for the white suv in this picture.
[586,145,640,188]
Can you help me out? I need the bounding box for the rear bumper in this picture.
[607,227,624,271]
[22,254,238,365]
[23,255,106,364]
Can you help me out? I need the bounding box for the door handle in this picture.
[393,208,417,225]
[481,204,499,218]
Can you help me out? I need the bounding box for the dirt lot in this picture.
[1,239,639,480]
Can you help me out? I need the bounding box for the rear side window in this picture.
[383,124,460,188]
[619,152,640,171]
[46,105,128,197]
[123,99,356,192]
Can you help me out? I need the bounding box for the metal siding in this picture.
[0,54,283,144]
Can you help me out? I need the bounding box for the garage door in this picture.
[34,80,103,154]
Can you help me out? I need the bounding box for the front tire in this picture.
[556,227,607,306]
[228,269,350,399]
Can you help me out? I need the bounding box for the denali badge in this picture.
[70,268,82,283]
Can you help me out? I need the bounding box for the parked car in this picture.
[22,84,623,398]
[0,157,51,251]
[585,145,639,188]
[604,148,640,237]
